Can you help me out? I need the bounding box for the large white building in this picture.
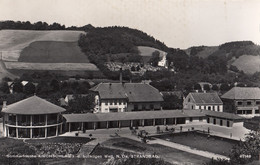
[90,83,164,113]
[183,92,223,112]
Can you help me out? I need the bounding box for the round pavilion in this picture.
[2,96,66,139]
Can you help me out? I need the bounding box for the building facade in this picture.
[2,96,66,139]
[91,83,163,113]
[221,87,260,117]
[183,92,223,112]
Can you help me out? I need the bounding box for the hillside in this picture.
[186,41,260,74]
[231,55,260,74]
[137,46,166,63]
[18,41,89,63]
[0,30,85,61]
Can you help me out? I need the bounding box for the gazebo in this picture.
[2,96,66,139]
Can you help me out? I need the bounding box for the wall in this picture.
[185,117,206,124]
[127,102,161,111]
[100,99,127,113]
[207,117,233,127]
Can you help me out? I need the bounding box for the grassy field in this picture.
[137,46,166,63]
[18,41,89,63]
[231,55,260,74]
[5,62,99,71]
[154,131,239,156]
[0,30,85,61]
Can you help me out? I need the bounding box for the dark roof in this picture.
[202,110,244,120]
[63,110,205,123]
[221,87,260,100]
[90,83,163,102]
[189,92,222,104]
[2,96,66,115]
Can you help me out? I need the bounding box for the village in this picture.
[0,69,260,164]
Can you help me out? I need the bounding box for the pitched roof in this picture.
[221,87,260,100]
[90,83,163,102]
[189,92,222,104]
[202,109,244,120]
[63,110,205,123]
[2,96,66,115]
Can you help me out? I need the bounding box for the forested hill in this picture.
[187,41,260,59]
[186,41,260,74]
[78,26,168,55]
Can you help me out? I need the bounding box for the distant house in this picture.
[183,92,223,112]
[221,87,260,117]
[90,83,164,113]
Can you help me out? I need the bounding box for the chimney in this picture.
[119,68,122,83]
[3,101,7,109]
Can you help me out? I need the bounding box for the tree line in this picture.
[0,20,94,31]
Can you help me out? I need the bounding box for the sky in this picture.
[0,0,260,49]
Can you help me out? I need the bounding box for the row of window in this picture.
[236,110,259,115]
[237,101,260,106]
[192,105,221,111]
[104,108,126,112]
[104,100,126,106]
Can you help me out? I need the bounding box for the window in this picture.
[213,106,215,111]
[150,104,154,110]
[105,101,108,105]
[199,106,201,109]
[247,101,252,106]
[217,106,220,111]
[191,105,194,109]
[199,117,203,121]
[246,110,252,114]
[110,101,113,105]
[256,101,260,105]
[208,106,211,110]
[142,105,146,110]
[189,117,193,122]
[237,101,242,106]
[255,110,259,114]
[134,104,138,111]
[237,110,242,114]
[119,100,122,105]
[188,98,191,102]
[220,120,223,126]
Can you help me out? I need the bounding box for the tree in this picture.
[36,81,51,96]
[203,84,211,91]
[24,82,36,95]
[130,66,136,71]
[162,94,183,110]
[149,51,160,67]
[13,82,23,93]
[50,79,60,92]
[212,84,219,91]
[229,131,260,164]
[67,94,95,113]
[0,82,10,94]
[194,84,202,91]
[220,83,231,92]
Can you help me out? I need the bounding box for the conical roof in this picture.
[2,96,66,115]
